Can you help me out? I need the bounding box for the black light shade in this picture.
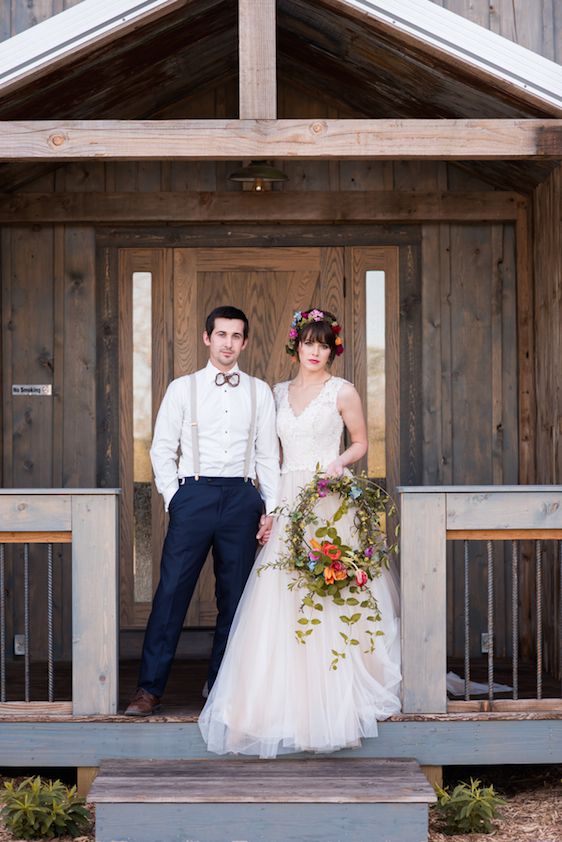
[228,160,289,191]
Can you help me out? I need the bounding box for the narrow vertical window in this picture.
[133,271,152,602]
[366,270,386,480]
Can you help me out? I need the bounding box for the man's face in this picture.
[203,318,248,372]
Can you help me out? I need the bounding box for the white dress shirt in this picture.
[150,361,280,513]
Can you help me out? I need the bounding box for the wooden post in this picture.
[72,494,119,715]
[400,491,447,713]
[238,0,276,119]
[77,766,98,798]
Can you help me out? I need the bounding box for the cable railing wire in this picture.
[512,540,519,701]
[487,540,494,703]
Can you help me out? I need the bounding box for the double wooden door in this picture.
[118,245,398,629]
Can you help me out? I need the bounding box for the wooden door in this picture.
[119,246,345,628]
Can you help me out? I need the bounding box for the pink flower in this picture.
[289,328,298,338]
[355,570,368,588]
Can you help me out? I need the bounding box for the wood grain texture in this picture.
[118,250,134,627]
[400,491,447,713]
[71,494,119,715]
[0,495,71,530]
[447,491,562,530]
[0,701,72,715]
[0,530,71,542]
[91,757,436,803]
[238,0,276,119]
[62,227,96,487]
[316,0,562,114]
[0,119,561,161]
[0,0,187,96]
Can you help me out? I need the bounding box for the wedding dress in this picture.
[198,377,401,757]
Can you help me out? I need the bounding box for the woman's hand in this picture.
[325,458,345,477]
[257,514,274,545]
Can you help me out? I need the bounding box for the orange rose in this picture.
[322,543,341,561]
[323,566,335,585]
[333,568,348,581]
[310,538,321,551]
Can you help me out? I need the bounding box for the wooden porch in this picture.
[0,486,561,775]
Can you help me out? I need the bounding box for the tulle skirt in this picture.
[198,469,402,758]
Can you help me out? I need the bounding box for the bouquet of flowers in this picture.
[260,468,397,669]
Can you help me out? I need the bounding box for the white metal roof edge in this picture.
[0,0,186,96]
[333,0,562,115]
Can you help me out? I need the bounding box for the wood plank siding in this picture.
[533,164,562,680]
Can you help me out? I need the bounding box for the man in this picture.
[125,306,279,716]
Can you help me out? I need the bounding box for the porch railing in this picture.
[0,490,119,716]
[400,486,562,714]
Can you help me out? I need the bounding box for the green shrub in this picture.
[1,775,90,839]
[434,776,505,835]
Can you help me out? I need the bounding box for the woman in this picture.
[199,308,401,757]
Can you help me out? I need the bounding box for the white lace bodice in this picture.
[274,377,348,473]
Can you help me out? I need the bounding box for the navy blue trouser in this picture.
[138,476,264,696]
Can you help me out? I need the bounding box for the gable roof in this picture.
[0,0,560,117]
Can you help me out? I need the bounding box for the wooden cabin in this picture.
[0,0,561,839]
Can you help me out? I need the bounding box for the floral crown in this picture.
[285,308,344,358]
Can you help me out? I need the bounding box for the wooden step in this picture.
[90,757,436,842]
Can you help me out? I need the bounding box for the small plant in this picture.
[1,775,90,839]
[434,777,505,835]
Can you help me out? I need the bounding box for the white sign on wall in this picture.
[12,385,52,396]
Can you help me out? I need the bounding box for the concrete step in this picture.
[90,756,437,842]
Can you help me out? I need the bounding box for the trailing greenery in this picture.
[434,777,505,835]
[1,775,90,839]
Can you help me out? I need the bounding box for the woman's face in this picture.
[297,335,331,372]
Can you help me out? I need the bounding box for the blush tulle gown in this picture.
[198,377,401,757]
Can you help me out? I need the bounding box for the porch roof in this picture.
[0,0,560,192]
[0,0,560,119]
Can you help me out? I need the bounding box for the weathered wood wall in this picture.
[430,0,562,61]
[533,164,562,677]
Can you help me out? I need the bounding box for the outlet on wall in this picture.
[481,632,492,653]
[14,634,26,656]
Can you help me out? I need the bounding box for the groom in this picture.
[125,306,279,716]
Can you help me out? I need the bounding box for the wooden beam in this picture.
[0,531,72,543]
[0,120,560,162]
[319,0,562,116]
[0,191,524,223]
[239,0,276,119]
[447,529,562,540]
[0,0,186,99]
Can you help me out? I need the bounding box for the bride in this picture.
[199,308,401,757]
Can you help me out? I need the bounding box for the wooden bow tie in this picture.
[215,372,240,387]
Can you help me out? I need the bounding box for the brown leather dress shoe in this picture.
[124,687,162,716]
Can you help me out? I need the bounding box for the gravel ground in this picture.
[0,766,560,841]
[429,765,562,842]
